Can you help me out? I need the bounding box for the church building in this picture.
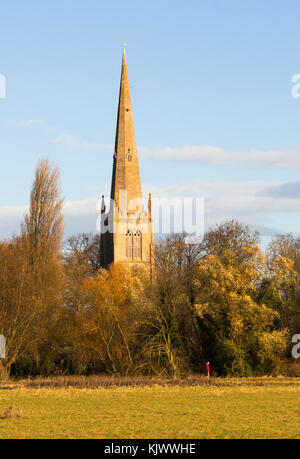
[100,49,154,269]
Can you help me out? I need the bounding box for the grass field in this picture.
[0,378,299,439]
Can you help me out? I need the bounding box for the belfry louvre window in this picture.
[133,231,142,259]
[126,231,133,258]
[126,230,142,259]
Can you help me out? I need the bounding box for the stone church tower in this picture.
[100,49,154,269]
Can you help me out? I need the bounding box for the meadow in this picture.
[0,377,299,439]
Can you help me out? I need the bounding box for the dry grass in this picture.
[1,374,300,390]
[0,406,22,419]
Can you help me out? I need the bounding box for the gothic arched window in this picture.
[133,230,142,259]
[126,231,133,258]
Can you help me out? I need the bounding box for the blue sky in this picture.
[1,0,300,239]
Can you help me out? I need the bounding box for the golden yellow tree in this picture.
[65,263,143,374]
[0,240,36,379]
[194,244,287,375]
[21,159,64,373]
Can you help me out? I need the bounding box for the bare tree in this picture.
[22,159,64,258]
[0,239,36,379]
[21,159,64,373]
[64,233,101,275]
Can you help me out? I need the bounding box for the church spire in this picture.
[110,48,143,212]
[100,49,154,269]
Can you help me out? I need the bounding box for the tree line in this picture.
[0,160,299,379]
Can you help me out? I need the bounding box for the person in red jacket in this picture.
[206,361,210,379]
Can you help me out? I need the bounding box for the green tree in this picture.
[193,221,286,375]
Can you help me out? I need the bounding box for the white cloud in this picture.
[0,205,27,223]
[144,179,300,234]
[1,178,300,240]
[141,145,300,169]
[0,199,101,239]
[0,205,27,237]
[64,198,100,216]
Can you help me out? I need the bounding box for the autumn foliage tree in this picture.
[136,235,201,376]
[265,235,300,334]
[58,222,300,377]
[194,221,290,375]
[21,159,64,373]
[0,239,36,378]
[64,262,144,374]
[1,158,300,379]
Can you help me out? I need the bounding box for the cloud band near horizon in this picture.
[141,145,300,169]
